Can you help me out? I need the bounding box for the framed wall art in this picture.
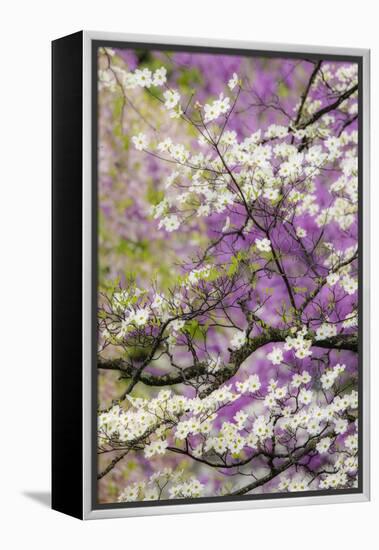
[52,31,370,519]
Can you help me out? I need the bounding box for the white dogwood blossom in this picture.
[134,67,152,87]
[152,67,167,86]
[316,437,332,454]
[228,72,239,90]
[158,214,180,232]
[315,323,337,341]
[163,89,181,110]
[255,238,271,252]
[203,93,231,123]
[267,347,283,365]
[132,132,148,151]
[230,330,247,350]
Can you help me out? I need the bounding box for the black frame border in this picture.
[52,30,84,519]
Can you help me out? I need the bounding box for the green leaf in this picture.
[145,180,165,206]
[278,81,289,98]
[206,266,220,282]
[260,251,274,261]
[184,320,202,339]
[228,255,239,276]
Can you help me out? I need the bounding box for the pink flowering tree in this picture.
[97,47,359,503]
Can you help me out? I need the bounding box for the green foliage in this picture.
[206,266,221,282]
[126,346,153,363]
[123,462,137,476]
[113,95,124,138]
[227,250,249,276]
[184,319,203,339]
[145,180,165,206]
[228,255,239,277]
[293,286,308,294]
[259,250,274,262]
[177,67,203,94]
[278,81,289,98]
[116,238,150,260]
[108,482,119,498]
[121,134,130,150]
[116,196,134,213]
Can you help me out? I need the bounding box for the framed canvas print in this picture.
[52,31,370,520]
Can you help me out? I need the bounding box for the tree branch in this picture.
[228,431,330,496]
[296,84,358,130]
[98,331,357,390]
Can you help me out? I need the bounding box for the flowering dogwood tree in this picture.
[96,47,359,504]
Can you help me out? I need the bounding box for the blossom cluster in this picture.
[130,112,358,245]
[99,361,358,501]
[118,468,205,502]
[100,63,168,91]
